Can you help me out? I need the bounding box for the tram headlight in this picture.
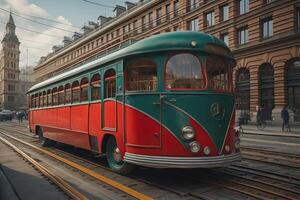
[189,141,200,153]
[181,126,195,140]
[203,146,211,155]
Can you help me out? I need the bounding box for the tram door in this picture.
[102,68,117,131]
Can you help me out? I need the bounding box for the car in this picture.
[0,110,14,121]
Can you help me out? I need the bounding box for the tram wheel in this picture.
[38,127,51,147]
[106,137,134,174]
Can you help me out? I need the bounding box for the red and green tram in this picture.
[28,32,241,173]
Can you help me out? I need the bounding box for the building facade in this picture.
[0,13,22,111]
[34,0,300,122]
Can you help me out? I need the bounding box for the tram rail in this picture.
[0,135,88,200]
[0,130,153,200]
[1,124,300,200]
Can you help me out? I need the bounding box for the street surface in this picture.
[0,120,299,200]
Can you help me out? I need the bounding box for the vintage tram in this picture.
[28,32,241,173]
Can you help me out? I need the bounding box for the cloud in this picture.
[0,0,75,69]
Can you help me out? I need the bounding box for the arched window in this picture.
[91,74,101,101]
[39,92,43,107]
[52,87,58,106]
[126,58,157,91]
[43,91,47,107]
[165,53,204,89]
[80,77,89,102]
[30,95,34,108]
[286,58,300,121]
[65,83,71,104]
[34,94,38,108]
[259,63,274,120]
[58,86,64,105]
[72,81,80,103]
[47,89,52,106]
[235,68,250,110]
[104,69,116,98]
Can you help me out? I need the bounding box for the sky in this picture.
[0,0,132,68]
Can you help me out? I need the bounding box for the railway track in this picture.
[0,130,153,200]
[1,123,300,200]
[0,135,88,200]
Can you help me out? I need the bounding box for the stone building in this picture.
[34,0,300,123]
[0,13,22,111]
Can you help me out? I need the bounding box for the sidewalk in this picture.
[242,123,300,138]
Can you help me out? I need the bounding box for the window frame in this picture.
[58,86,64,105]
[164,52,207,91]
[220,4,229,22]
[206,56,234,93]
[80,77,89,102]
[125,58,158,92]
[104,69,116,99]
[238,0,249,15]
[188,18,199,31]
[261,17,273,39]
[52,87,58,106]
[71,81,80,103]
[221,33,229,46]
[90,73,101,102]
[205,11,215,27]
[65,83,71,104]
[237,26,249,45]
[47,89,52,107]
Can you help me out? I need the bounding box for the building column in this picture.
[272,62,290,123]
[249,65,259,114]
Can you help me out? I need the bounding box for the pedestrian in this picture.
[281,105,291,132]
[16,111,21,123]
[256,105,262,124]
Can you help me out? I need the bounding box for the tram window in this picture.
[80,77,89,102]
[206,56,233,92]
[52,88,58,106]
[47,90,52,106]
[30,95,34,108]
[65,84,71,104]
[33,94,36,108]
[104,69,116,98]
[35,93,39,108]
[58,86,64,105]
[72,81,80,103]
[39,93,43,107]
[43,91,47,107]
[91,74,101,101]
[165,53,204,89]
[126,58,157,91]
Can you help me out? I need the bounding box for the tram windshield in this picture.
[165,53,205,90]
[206,56,233,92]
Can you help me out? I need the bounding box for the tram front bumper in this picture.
[124,152,241,168]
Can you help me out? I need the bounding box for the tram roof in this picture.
[28,31,233,94]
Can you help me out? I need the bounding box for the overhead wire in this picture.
[79,0,115,8]
[0,20,65,38]
[0,8,78,33]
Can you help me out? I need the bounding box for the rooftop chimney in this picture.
[97,16,109,27]
[114,5,126,17]
[63,36,72,46]
[81,24,93,34]
[125,1,136,10]
[88,21,99,29]
[52,45,63,52]
[72,32,82,41]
